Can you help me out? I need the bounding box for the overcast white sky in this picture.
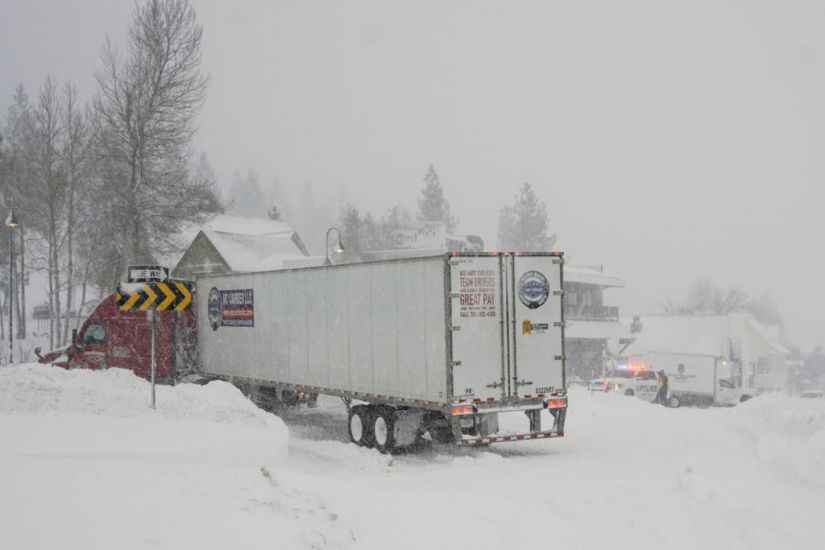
[1,0,823,346]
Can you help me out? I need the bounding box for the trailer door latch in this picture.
[450,325,461,332]
[452,360,462,367]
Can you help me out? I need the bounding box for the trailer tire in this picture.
[372,407,397,454]
[625,389,635,396]
[348,406,374,447]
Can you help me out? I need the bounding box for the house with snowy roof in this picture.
[563,265,635,382]
[172,215,322,279]
[626,313,789,394]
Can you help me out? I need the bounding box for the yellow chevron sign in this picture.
[116,282,193,312]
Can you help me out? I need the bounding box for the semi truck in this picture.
[636,351,752,407]
[37,252,568,452]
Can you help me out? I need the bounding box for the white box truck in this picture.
[197,253,567,452]
[640,351,752,407]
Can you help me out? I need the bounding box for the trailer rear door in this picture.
[507,254,565,398]
[449,255,506,401]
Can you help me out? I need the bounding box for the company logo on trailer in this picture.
[207,287,222,331]
[208,287,255,330]
[518,270,550,309]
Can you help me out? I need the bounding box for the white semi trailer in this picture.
[196,253,568,452]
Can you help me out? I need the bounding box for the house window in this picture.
[756,357,771,375]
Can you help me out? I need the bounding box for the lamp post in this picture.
[323,227,346,266]
[5,198,19,364]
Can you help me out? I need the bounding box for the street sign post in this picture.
[116,280,193,408]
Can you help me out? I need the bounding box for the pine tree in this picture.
[497,182,556,251]
[338,204,371,261]
[228,170,266,217]
[417,164,457,233]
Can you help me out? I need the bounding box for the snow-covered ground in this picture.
[1,364,824,550]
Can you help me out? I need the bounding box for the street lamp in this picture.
[323,227,346,266]
[5,198,19,364]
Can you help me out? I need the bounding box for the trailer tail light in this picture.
[544,398,568,409]
[452,404,475,415]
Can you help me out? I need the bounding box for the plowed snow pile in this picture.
[0,365,346,550]
[2,365,825,550]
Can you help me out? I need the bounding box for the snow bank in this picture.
[0,364,342,550]
[3,366,824,550]
[724,394,825,485]
[0,363,281,429]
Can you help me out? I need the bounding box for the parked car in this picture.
[589,376,611,392]
[610,369,659,401]
[588,368,658,401]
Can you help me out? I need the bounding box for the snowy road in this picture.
[1,365,823,549]
[282,392,825,550]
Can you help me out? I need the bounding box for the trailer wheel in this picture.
[348,406,374,447]
[372,407,397,454]
[625,389,635,397]
[667,395,681,408]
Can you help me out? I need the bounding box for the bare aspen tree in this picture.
[92,0,221,288]
[59,84,89,345]
[8,78,68,349]
[2,79,90,348]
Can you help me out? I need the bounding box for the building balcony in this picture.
[564,305,619,323]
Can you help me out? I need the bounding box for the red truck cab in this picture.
[36,293,196,382]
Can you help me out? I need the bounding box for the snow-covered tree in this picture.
[664,278,783,327]
[228,170,266,217]
[1,79,92,347]
[338,204,375,261]
[498,182,556,251]
[417,164,457,233]
[91,0,222,288]
[337,204,414,260]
